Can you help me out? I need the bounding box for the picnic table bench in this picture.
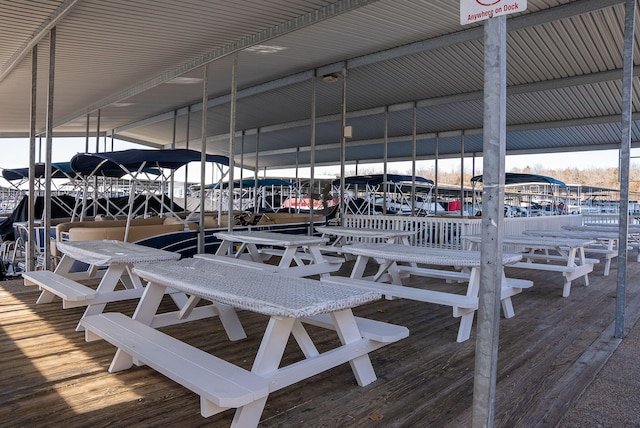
[337,243,531,342]
[81,257,408,427]
[214,230,342,277]
[22,240,187,332]
[523,229,621,276]
[464,234,598,297]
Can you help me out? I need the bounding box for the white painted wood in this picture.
[23,270,96,303]
[80,313,269,425]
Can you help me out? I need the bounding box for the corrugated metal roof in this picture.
[0,0,638,169]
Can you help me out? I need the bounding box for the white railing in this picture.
[582,213,640,225]
[343,214,583,249]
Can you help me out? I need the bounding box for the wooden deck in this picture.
[1,254,639,427]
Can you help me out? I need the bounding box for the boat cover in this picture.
[333,174,434,186]
[2,164,69,181]
[470,173,567,187]
[70,149,229,175]
[212,178,295,189]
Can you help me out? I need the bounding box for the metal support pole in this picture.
[27,45,38,271]
[198,64,208,253]
[383,107,388,215]
[183,106,190,211]
[85,113,90,153]
[254,129,260,213]
[411,102,417,215]
[227,53,238,232]
[170,109,177,209]
[461,132,465,215]
[434,134,439,215]
[615,0,636,339]
[44,27,57,271]
[95,109,100,152]
[339,62,347,226]
[472,15,507,428]
[309,72,317,227]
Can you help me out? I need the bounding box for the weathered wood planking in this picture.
[0,254,638,427]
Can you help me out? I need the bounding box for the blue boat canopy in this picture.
[470,173,567,188]
[333,174,434,186]
[212,178,295,189]
[2,163,70,181]
[70,149,229,176]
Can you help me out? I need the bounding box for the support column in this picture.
[616,0,636,339]
[44,28,56,271]
[472,14,507,428]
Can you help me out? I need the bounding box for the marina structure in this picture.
[1,1,640,427]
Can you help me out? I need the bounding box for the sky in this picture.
[0,136,634,186]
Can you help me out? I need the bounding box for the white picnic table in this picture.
[523,229,624,275]
[464,234,597,297]
[315,225,416,247]
[563,224,640,261]
[22,240,186,332]
[80,257,408,427]
[214,230,342,277]
[331,242,532,342]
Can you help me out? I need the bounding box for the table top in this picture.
[339,243,522,267]
[56,240,181,266]
[523,229,620,240]
[565,224,640,234]
[315,226,417,238]
[133,258,380,318]
[464,234,597,248]
[214,230,328,246]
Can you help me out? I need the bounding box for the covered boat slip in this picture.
[2,1,640,426]
[1,252,639,426]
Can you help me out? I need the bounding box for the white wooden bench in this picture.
[81,313,269,424]
[301,312,410,343]
[257,247,344,264]
[337,243,532,342]
[321,275,532,343]
[508,259,594,298]
[23,270,97,307]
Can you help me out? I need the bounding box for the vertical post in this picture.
[44,27,56,271]
[254,129,260,213]
[27,45,38,271]
[473,14,507,428]
[198,64,208,253]
[383,107,388,215]
[85,113,90,153]
[434,134,439,215]
[95,109,100,152]
[616,0,636,339]
[411,102,417,215]
[339,62,347,226]
[183,106,191,212]
[309,72,317,227]
[461,132,465,215]
[170,109,177,209]
[227,53,238,232]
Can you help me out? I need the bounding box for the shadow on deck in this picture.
[1,253,639,427]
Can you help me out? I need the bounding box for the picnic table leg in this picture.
[215,240,232,255]
[76,264,129,332]
[108,281,168,372]
[331,309,377,386]
[34,254,74,304]
[349,255,370,279]
[602,240,614,276]
[499,271,515,319]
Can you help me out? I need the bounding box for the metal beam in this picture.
[0,0,80,84]
[79,0,624,138]
[53,0,381,131]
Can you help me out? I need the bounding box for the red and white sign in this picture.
[460,0,527,25]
